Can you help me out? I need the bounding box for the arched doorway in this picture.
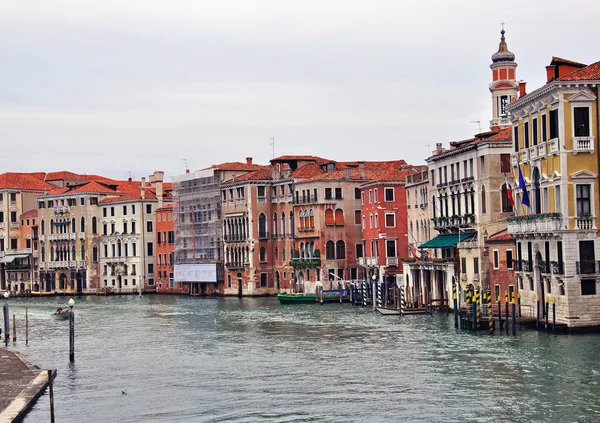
[297,271,305,292]
[275,271,280,291]
[45,274,52,292]
[117,275,122,290]
[76,272,83,294]
[59,273,67,290]
[535,251,545,317]
[532,167,541,214]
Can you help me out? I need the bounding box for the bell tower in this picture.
[489,26,518,130]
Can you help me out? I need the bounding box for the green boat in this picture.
[277,293,317,304]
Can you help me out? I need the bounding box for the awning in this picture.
[0,254,30,263]
[419,233,475,249]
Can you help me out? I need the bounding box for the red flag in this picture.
[407,243,421,260]
[505,174,515,208]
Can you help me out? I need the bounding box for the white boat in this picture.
[376,307,402,316]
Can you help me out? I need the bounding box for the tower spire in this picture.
[489,26,518,130]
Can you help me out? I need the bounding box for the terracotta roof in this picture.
[156,204,174,212]
[363,169,415,184]
[486,127,512,141]
[550,56,587,68]
[487,230,515,243]
[271,155,334,166]
[222,169,273,184]
[201,161,266,172]
[44,171,87,181]
[556,60,600,81]
[65,181,118,195]
[0,173,56,191]
[290,163,324,179]
[20,209,38,219]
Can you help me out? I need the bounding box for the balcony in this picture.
[511,153,518,167]
[576,216,595,230]
[552,261,565,275]
[53,205,70,214]
[358,257,365,266]
[529,146,538,160]
[10,222,19,229]
[386,257,398,266]
[520,149,530,162]
[538,141,547,158]
[48,261,70,269]
[224,234,248,243]
[576,260,600,275]
[539,261,551,274]
[105,257,127,264]
[39,262,46,270]
[257,197,267,204]
[225,262,246,270]
[48,233,76,241]
[290,257,321,269]
[79,232,85,240]
[78,260,86,268]
[549,138,560,154]
[2,248,32,256]
[460,176,474,183]
[573,136,594,154]
[460,273,467,281]
[366,257,379,267]
[457,237,478,249]
[472,273,480,282]
[507,213,563,235]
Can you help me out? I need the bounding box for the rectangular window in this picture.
[493,250,499,269]
[147,242,153,256]
[325,188,332,200]
[506,250,513,269]
[103,208,107,217]
[574,107,590,137]
[257,186,265,197]
[145,204,152,214]
[147,221,153,232]
[386,240,396,258]
[123,222,128,234]
[157,232,162,244]
[110,207,115,217]
[354,187,361,200]
[473,257,479,274]
[368,190,372,203]
[555,185,561,213]
[10,211,16,222]
[123,205,127,215]
[80,197,85,206]
[148,264,154,275]
[384,188,394,202]
[576,184,591,216]
[581,279,596,295]
[356,243,363,258]
[524,121,530,148]
[374,189,378,203]
[354,210,361,225]
[514,125,519,152]
[494,285,500,302]
[385,213,396,228]
[532,117,538,145]
[132,205,136,214]
[335,187,342,200]
[542,114,547,142]
[132,243,137,257]
[361,192,365,205]
[500,154,511,173]
[131,221,136,234]
[549,109,559,139]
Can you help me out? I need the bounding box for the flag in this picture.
[407,243,421,260]
[518,165,530,208]
[504,174,514,208]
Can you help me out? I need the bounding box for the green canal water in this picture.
[3,295,600,422]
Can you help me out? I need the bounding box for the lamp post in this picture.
[372,273,377,310]
[3,291,9,346]
[68,297,75,362]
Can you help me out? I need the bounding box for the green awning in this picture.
[419,233,475,249]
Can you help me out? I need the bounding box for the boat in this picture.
[376,307,402,316]
[52,308,72,320]
[277,293,316,304]
[402,307,432,316]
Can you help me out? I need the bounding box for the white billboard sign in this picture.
[174,264,217,282]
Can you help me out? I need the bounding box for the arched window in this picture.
[81,245,86,261]
[325,209,334,225]
[281,212,286,237]
[273,213,278,237]
[303,209,309,229]
[71,218,76,233]
[259,246,266,262]
[298,211,305,229]
[80,216,85,232]
[309,210,314,228]
[336,240,346,259]
[501,183,514,213]
[92,246,98,262]
[258,214,267,238]
[334,209,344,225]
[532,167,541,214]
[274,247,278,263]
[289,211,294,236]
[432,196,436,218]
[41,220,45,235]
[72,245,76,260]
[50,219,54,234]
[41,247,45,262]
[481,186,487,214]
[50,247,55,261]
[92,217,97,234]
[325,241,335,260]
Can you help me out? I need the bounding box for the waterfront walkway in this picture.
[0,348,54,423]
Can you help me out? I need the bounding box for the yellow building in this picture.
[507,57,600,329]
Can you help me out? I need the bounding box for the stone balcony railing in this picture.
[53,205,70,214]
[386,257,398,266]
[48,233,76,241]
[520,149,530,162]
[549,138,560,154]
[576,216,595,230]
[366,257,379,267]
[358,257,365,266]
[538,141,547,158]
[507,213,563,235]
[529,146,538,160]
[573,136,595,154]
[511,153,518,167]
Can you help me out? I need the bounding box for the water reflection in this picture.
[1,295,598,422]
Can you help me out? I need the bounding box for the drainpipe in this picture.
[594,85,600,229]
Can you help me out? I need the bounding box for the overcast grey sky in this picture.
[1,0,599,181]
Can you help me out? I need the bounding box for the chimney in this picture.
[546,66,555,83]
[141,177,146,189]
[344,168,350,180]
[519,81,527,98]
[186,169,190,174]
[246,157,253,166]
[436,143,443,154]
[359,162,365,179]
[153,171,164,207]
[140,177,146,199]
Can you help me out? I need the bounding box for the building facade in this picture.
[507,56,600,328]
[156,204,180,294]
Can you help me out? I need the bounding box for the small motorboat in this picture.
[376,307,402,316]
[52,307,71,320]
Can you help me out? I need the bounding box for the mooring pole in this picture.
[497,295,503,332]
[504,291,509,335]
[452,278,458,329]
[26,307,29,345]
[552,298,556,333]
[511,295,516,336]
[68,298,75,363]
[12,313,16,343]
[487,290,494,335]
[48,369,55,423]
[536,295,540,329]
[545,296,549,332]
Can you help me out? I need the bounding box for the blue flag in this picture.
[518,165,530,207]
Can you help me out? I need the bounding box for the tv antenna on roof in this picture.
[269,137,275,159]
[182,158,188,172]
[471,120,482,133]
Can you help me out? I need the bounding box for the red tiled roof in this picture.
[271,155,334,166]
[44,171,86,181]
[222,169,273,184]
[487,230,515,243]
[66,181,118,195]
[486,127,512,141]
[156,204,174,212]
[363,169,415,184]
[201,162,266,172]
[20,209,38,219]
[0,173,56,191]
[556,60,600,81]
[290,163,324,179]
[550,56,587,68]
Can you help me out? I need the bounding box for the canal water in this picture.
[3,295,600,422]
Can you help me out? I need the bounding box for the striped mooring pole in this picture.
[545,296,550,332]
[465,287,472,330]
[486,289,494,334]
[400,285,406,315]
[504,291,509,334]
[552,297,556,333]
[511,292,516,336]
[361,281,367,307]
[497,295,503,332]
[474,287,480,332]
[452,278,458,329]
[376,283,383,307]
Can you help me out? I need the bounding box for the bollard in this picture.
[12,313,16,343]
[545,296,549,331]
[26,307,29,345]
[497,296,503,332]
[453,280,458,329]
[552,298,556,333]
[536,295,540,329]
[376,283,383,307]
[487,290,494,335]
[339,281,343,304]
[511,295,516,336]
[504,291,509,334]
[475,288,481,331]
[69,307,75,363]
[3,303,9,347]
[48,369,55,423]
[518,291,522,317]
[466,288,472,330]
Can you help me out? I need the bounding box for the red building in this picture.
[155,204,183,294]
[360,169,414,286]
[486,229,517,304]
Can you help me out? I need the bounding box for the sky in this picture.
[1,0,599,181]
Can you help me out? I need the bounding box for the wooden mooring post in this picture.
[48,369,55,423]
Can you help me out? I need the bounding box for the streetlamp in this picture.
[3,291,9,346]
[68,298,75,362]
